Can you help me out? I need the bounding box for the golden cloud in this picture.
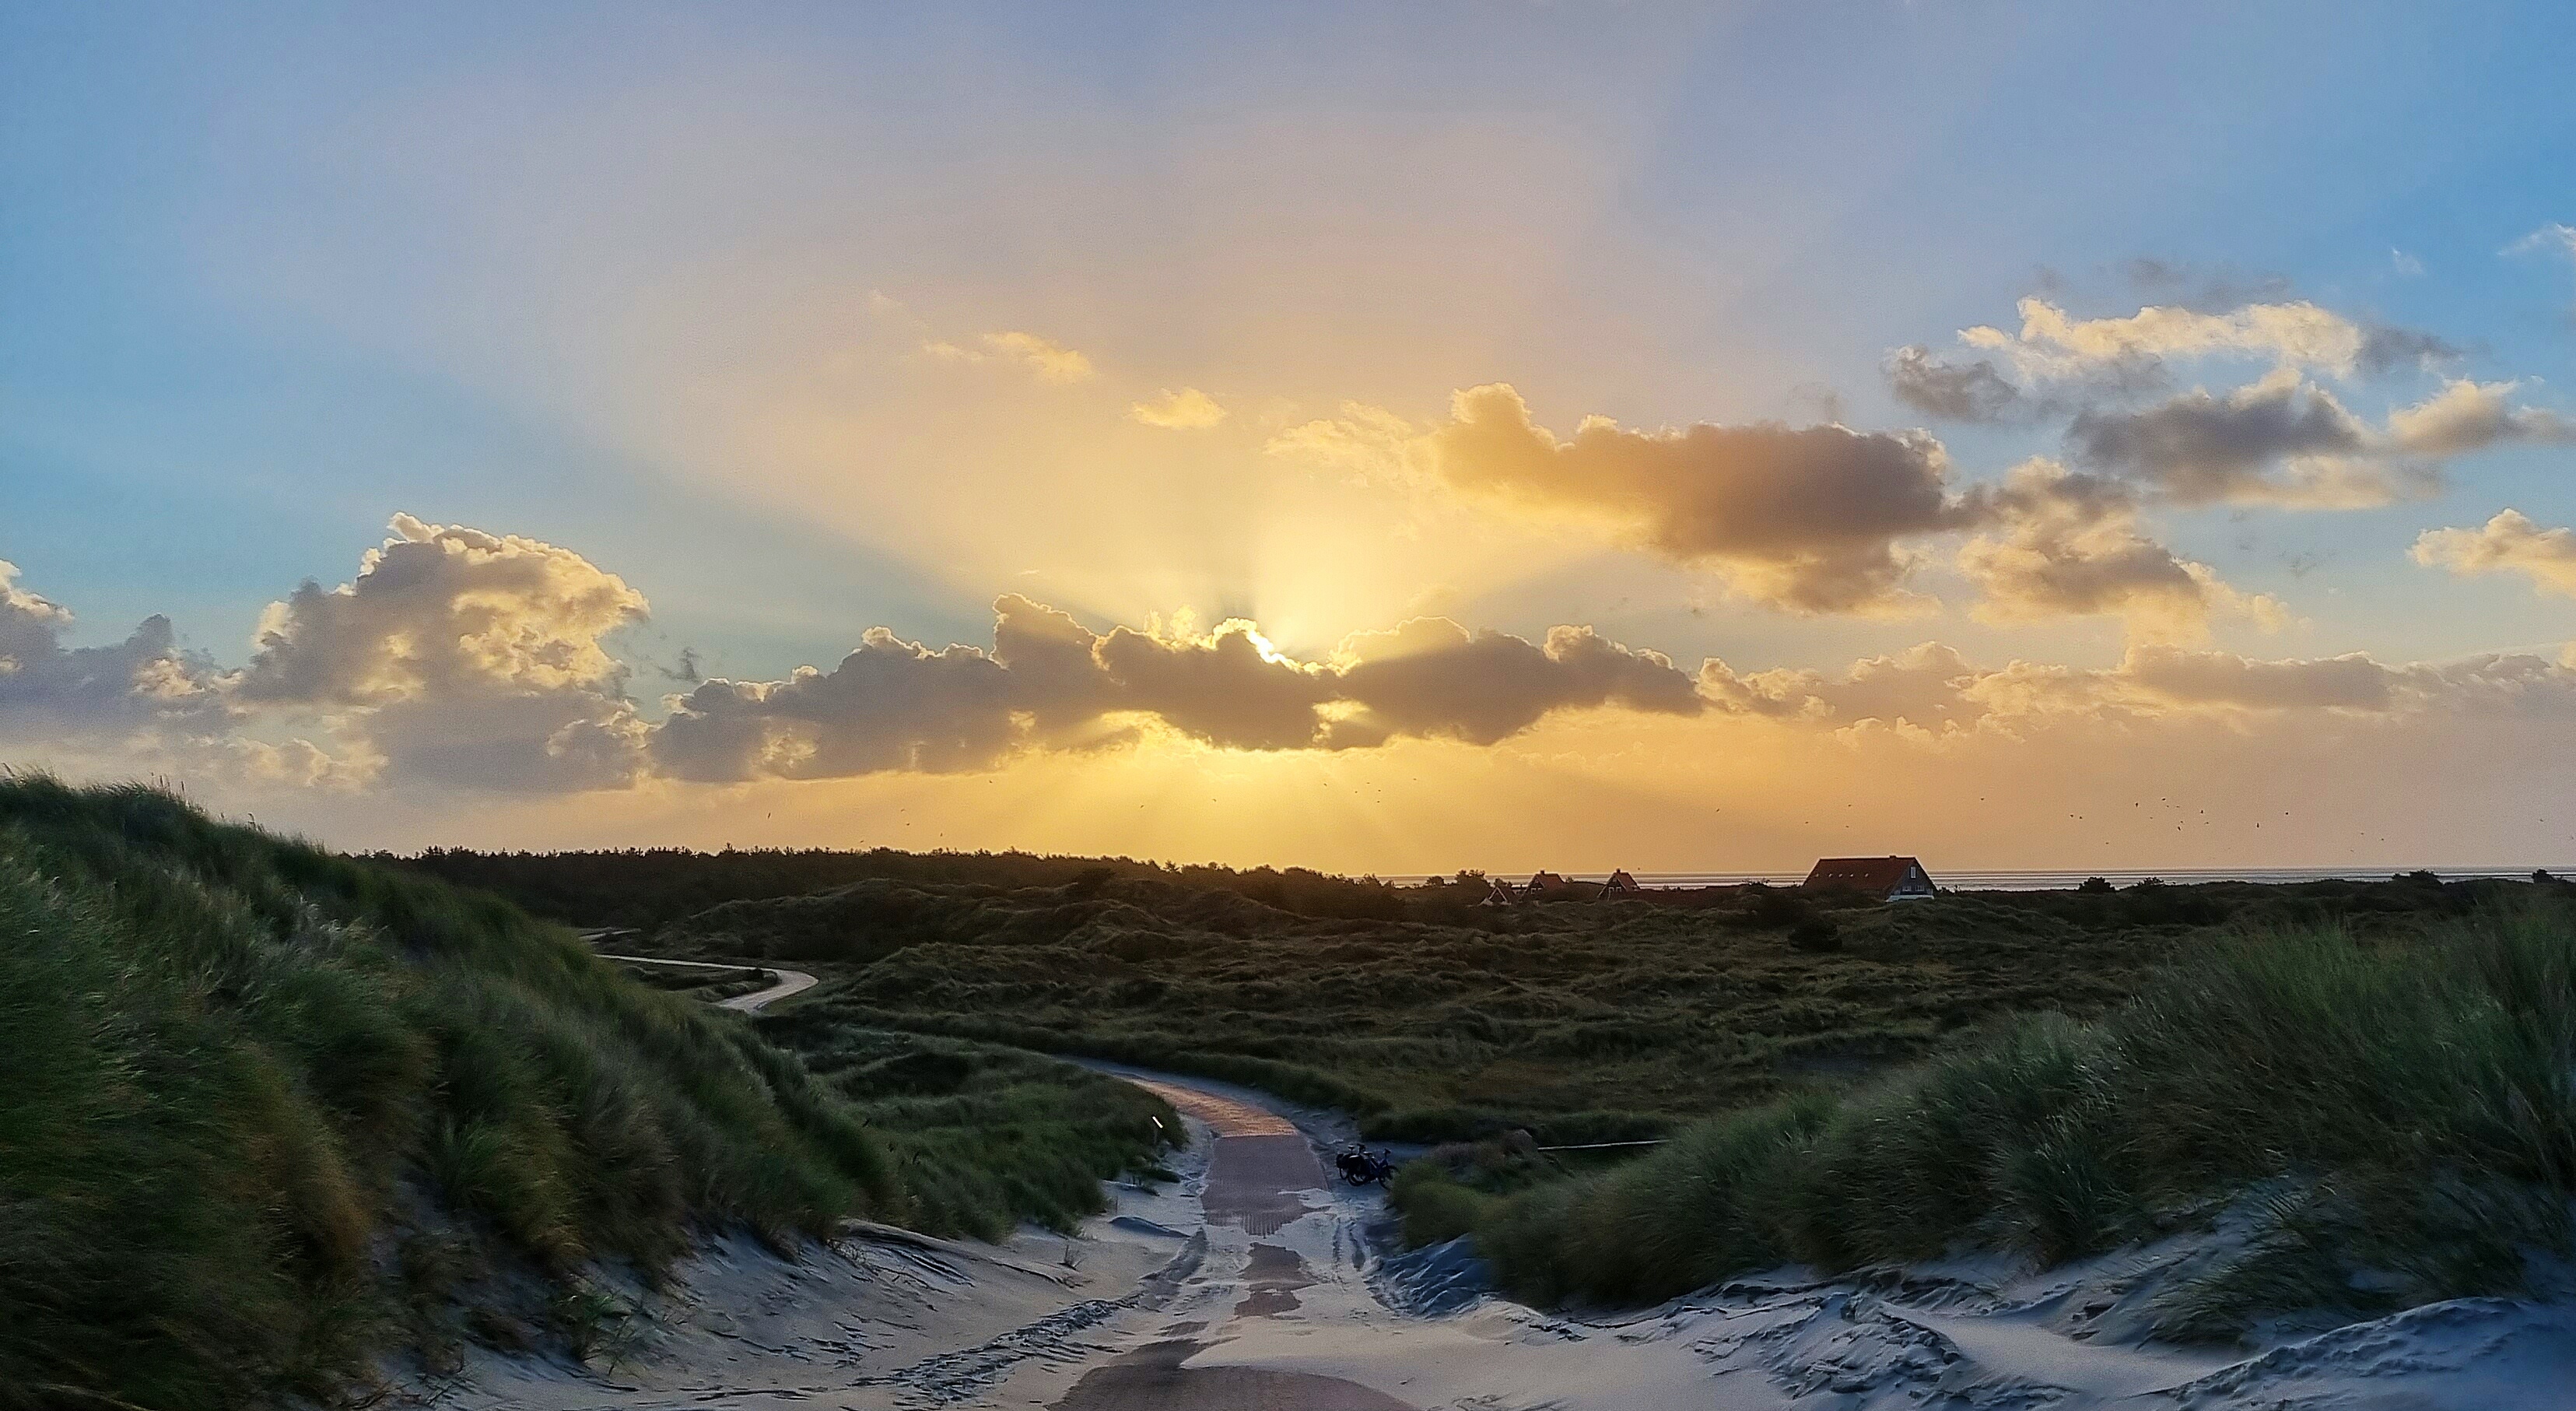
[925,329,1095,381]
[2413,510,2576,598]
[1129,386,1228,429]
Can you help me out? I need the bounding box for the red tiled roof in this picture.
[1803,856,1929,894]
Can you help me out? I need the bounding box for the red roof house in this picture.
[1802,856,1937,902]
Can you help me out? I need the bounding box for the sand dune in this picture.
[433,1065,2576,1409]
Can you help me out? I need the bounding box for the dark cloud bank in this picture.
[5,512,2574,798]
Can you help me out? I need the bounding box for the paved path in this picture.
[594,952,819,1012]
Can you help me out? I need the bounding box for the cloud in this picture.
[0,560,354,788]
[1264,402,1422,484]
[651,626,1025,781]
[2509,224,2576,311]
[2118,646,2397,712]
[238,514,650,790]
[655,595,1704,780]
[1898,290,2560,510]
[2385,379,2576,456]
[16,516,2570,804]
[2066,373,2576,510]
[2355,324,2459,374]
[1089,617,1339,751]
[1900,283,2469,453]
[0,559,227,737]
[674,577,2575,790]
[2119,258,2295,313]
[925,330,1095,382]
[1327,618,1703,747]
[1129,387,1228,430]
[2512,224,2576,257]
[2066,370,2433,507]
[1707,642,1990,729]
[1702,640,2576,737]
[2,525,1714,791]
[2412,510,2576,598]
[1419,383,1965,613]
[1278,384,2242,625]
[1885,345,2031,423]
[1952,462,2280,641]
[1962,297,2373,381]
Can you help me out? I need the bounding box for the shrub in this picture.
[1786,916,1843,953]
[1387,1164,1494,1248]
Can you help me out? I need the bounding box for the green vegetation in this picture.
[0,779,1173,1410]
[393,844,1410,931]
[601,867,2534,1144]
[1399,904,2576,1335]
[616,960,777,1002]
[759,1020,1183,1237]
[384,842,2576,1333]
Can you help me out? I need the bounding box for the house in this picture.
[1802,855,1937,902]
[1484,869,1649,904]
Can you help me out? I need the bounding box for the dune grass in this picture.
[758,1020,1183,1238]
[1401,904,2576,1334]
[0,777,1173,1410]
[621,873,2233,1143]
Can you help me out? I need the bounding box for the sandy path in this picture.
[1031,1068,2576,1411]
[1036,1072,1420,1409]
[1120,1076,1323,1238]
[1050,1339,1412,1409]
[595,952,819,1013]
[425,1050,2576,1409]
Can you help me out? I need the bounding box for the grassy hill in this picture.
[610,868,2557,1145]
[380,842,2576,1332]
[616,872,2322,1142]
[1386,901,2576,1332]
[0,779,1172,1410]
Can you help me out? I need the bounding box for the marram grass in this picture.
[0,777,1172,1410]
[1407,904,2576,1334]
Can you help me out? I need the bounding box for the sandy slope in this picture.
[427,1171,1210,1409]
[429,1065,2576,1410]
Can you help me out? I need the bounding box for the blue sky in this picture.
[5,2,2574,866]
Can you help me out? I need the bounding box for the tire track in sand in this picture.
[1046,1076,1418,1410]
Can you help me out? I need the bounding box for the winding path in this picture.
[595,951,819,1013]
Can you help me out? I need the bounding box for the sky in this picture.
[5,1,2576,873]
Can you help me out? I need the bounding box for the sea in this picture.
[1387,866,2574,891]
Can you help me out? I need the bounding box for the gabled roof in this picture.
[1803,856,1930,894]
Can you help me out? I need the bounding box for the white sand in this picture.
[427,1067,2576,1409]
